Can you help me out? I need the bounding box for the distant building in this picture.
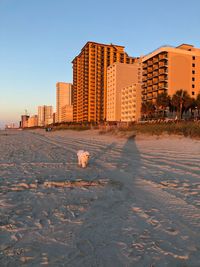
[21,115,29,128]
[121,83,141,122]
[56,82,72,123]
[61,105,73,122]
[142,43,200,104]
[28,115,38,127]
[107,61,141,122]
[53,112,56,124]
[5,123,18,129]
[72,41,138,122]
[38,105,53,126]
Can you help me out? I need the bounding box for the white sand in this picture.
[0,129,200,266]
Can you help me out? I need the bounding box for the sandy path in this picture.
[0,129,200,266]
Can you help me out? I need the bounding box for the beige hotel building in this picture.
[56,82,73,123]
[121,83,141,122]
[142,43,200,103]
[107,61,141,122]
[72,41,137,122]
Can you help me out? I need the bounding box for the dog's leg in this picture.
[78,156,81,166]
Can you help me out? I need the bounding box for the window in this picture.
[192,56,195,60]
[192,63,195,67]
[192,77,195,81]
[192,91,195,95]
[192,84,195,88]
[192,70,195,74]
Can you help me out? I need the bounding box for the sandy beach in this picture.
[0,129,200,267]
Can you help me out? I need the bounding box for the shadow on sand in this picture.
[68,136,142,266]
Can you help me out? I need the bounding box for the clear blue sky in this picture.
[0,0,200,128]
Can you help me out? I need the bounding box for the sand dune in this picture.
[0,129,200,266]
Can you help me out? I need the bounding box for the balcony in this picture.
[147,88,153,93]
[158,89,167,94]
[158,82,168,89]
[153,93,158,98]
[142,84,147,90]
[153,64,159,70]
[153,71,159,77]
[158,69,167,75]
[153,57,159,63]
[153,78,159,84]
[159,53,168,60]
[159,61,168,68]
[147,67,153,72]
[147,60,153,66]
[159,75,167,82]
[143,63,147,68]
[142,70,147,75]
[147,95,153,100]
[142,77,147,82]
[153,85,158,91]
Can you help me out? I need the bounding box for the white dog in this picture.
[77,150,90,168]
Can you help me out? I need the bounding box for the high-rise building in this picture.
[121,83,141,122]
[27,115,38,127]
[106,62,141,121]
[61,105,73,122]
[56,82,72,123]
[21,115,29,128]
[72,41,137,122]
[38,105,53,126]
[142,44,200,104]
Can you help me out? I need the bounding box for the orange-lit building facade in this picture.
[72,41,137,122]
[56,82,72,123]
[61,105,73,122]
[28,115,38,127]
[142,44,200,103]
[38,105,53,126]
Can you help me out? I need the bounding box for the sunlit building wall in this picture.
[72,41,138,122]
[38,105,53,126]
[107,62,141,121]
[56,82,72,123]
[121,83,141,122]
[142,43,200,104]
[28,115,38,127]
[61,105,73,122]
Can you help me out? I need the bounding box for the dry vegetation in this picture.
[98,121,200,138]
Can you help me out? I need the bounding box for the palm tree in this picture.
[141,102,156,119]
[196,93,200,116]
[171,90,192,119]
[156,91,171,118]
